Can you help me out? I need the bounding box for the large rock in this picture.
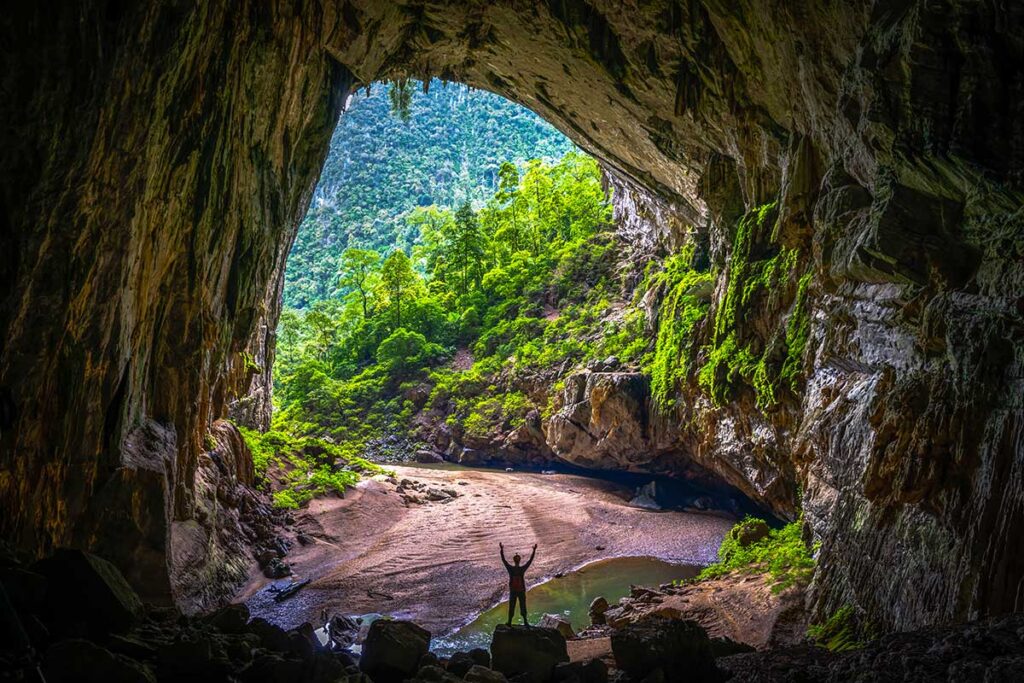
[538,614,576,640]
[447,648,491,677]
[359,619,431,683]
[611,617,721,682]
[491,625,569,682]
[33,549,143,635]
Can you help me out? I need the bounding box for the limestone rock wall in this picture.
[0,2,350,603]
[1,0,1022,630]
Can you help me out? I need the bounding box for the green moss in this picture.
[646,250,715,409]
[241,351,262,374]
[700,201,811,408]
[695,516,817,593]
[807,605,867,652]
[780,273,812,393]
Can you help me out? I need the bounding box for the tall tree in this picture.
[337,248,380,318]
[452,202,487,292]
[378,249,419,330]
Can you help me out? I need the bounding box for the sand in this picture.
[241,464,735,637]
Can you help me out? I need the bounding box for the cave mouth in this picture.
[240,78,765,635]
[4,4,1022,676]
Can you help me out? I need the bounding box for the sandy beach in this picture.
[241,464,735,636]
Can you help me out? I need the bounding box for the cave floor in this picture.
[238,465,735,636]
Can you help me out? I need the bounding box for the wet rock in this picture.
[44,638,156,683]
[34,549,143,635]
[589,597,610,626]
[359,619,431,683]
[491,624,569,682]
[611,617,721,682]
[538,614,576,640]
[415,449,445,463]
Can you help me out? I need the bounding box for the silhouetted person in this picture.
[500,542,536,626]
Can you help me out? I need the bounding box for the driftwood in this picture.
[271,579,310,603]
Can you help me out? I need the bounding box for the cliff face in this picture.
[2,0,1022,630]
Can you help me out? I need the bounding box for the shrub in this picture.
[695,516,817,592]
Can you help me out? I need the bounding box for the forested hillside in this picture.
[250,150,634,507]
[284,81,575,308]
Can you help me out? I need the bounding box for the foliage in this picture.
[700,202,810,408]
[284,79,574,308]
[695,516,817,593]
[807,605,869,652]
[273,149,613,471]
[646,249,715,408]
[237,425,387,509]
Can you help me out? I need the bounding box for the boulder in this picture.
[491,624,569,682]
[204,602,251,634]
[33,549,143,635]
[468,647,491,668]
[465,664,508,683]
[415,449,445,463]
[414,664,463,682]
[44,638,156,683]
[359,619,431,683]
[553,659,608,683]
[588,597,609,625]
[538,614,576,639]
[629,482,662,510]
[610,617,721,682]
[709,636,755,658]
[448,648,490,677]
[327,614,361,649]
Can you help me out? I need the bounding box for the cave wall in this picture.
[0,1,351,603]
[2,0,1022,629]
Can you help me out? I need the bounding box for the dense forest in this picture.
[284,80,574,308]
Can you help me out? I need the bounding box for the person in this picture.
[500,542,536,626]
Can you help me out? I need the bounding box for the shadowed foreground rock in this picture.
[611,616,722,682]
[359,619,431,683]
[719,614,1024,683]
[491,624,569,682]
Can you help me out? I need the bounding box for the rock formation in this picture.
[2,0,1022,636]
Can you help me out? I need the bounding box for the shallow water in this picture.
[431,556,698,657]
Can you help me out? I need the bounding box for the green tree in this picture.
[378,249,420,330]
[452,202,487,292]
[337,247,380,318]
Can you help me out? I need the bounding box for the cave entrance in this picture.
[237,79,766,637]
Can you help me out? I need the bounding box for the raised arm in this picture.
[523,544,537,570]
[499,543,512,570]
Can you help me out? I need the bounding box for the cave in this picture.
[2,0,1023,679]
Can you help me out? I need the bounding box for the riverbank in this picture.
[239,464,736,636]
